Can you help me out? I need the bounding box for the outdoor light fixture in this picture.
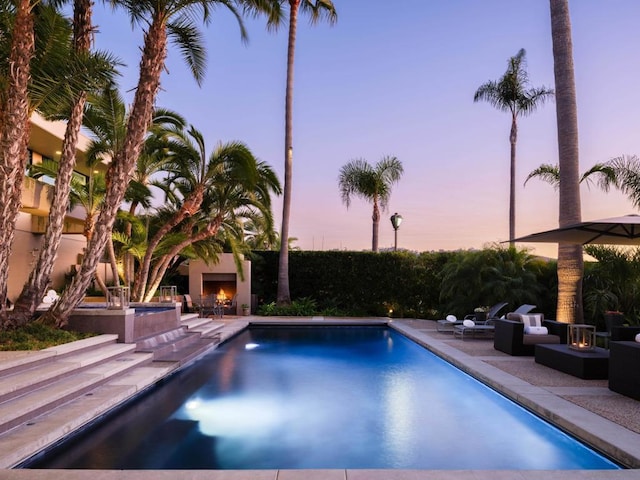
[390,212,403,251]
[568,324,596,351]
[107,286,130,310]
[159,286,177,303]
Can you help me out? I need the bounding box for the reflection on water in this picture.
[26,326,619,470]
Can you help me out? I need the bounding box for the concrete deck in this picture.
[1,317,639,479]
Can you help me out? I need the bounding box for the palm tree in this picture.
[133,133,281,302]
[43,0,282,326]
[603,155,640,207]
[0,3,114,325]
[28,158,111,293]
[474,48,554,244]
[0,1,36,321]
[277,0,337,305]
[524,163,616,190]
[550,0,583,324]
[13,0,116,322]
[338,156,404,252]
[83,83,186,286]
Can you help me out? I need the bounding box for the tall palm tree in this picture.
[0,3,114,325]
[338,156,403,252]
[43,0,282,326]
[13,0,116,322]
[550,0,583,324]
[0,1,36,321]
[474,48,554,244]
[277,0,337,305]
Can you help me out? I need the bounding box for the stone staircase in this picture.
[0,314,231,468]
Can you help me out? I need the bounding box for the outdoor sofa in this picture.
[493,313,568,356]
[608,327,640,400]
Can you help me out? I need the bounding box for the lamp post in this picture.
[390,212,403,251]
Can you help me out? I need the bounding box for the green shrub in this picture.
[0,323,95,351]
[251,247,558,319]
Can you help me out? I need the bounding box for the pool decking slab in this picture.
[1,316,639,479]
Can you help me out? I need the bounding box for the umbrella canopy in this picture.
[512,214,640,246]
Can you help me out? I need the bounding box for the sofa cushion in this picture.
[523,334,560,345]
[525,326,548,335]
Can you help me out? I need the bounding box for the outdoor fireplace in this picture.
[202,273,237,301]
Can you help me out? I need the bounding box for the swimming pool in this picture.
[25,325,619,470]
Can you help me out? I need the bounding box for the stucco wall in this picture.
[9,213,88,301]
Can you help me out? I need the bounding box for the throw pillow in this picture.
[635,333,640,343]
[463,319,475,327]
[520,314,543,329]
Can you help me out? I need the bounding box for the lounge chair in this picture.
[437,302,508,333]
[453,304,539,341]
[453,318,497,340]
[511,304,536,315]
[436,314,462,332]
[465,302,509,324]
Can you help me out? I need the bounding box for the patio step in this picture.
[0,334,119,377]
[0,362,177,469]
[180,312,200,322]
[0,349,153,435]
[0,342,136,404]
[181,317,213,330]
[188,321,225,339]
[135,327,210,361]
[153,337,219,366]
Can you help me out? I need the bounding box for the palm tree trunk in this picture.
[132,186,203,301]
[0,0,34,326]
[509,115,518,244]
[42,13,168,327]
[13,0,93,321]
[123,201,139,287]
[143,217,222,302]
[277,1,299,306]
[550,0,583,324]
[106,235,119,287]
[372,197,380,252]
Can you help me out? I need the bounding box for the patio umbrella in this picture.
[512,214,640,246]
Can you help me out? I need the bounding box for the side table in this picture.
[535,344,609,379]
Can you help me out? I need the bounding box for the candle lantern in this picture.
[159,286,177,303]
[107,286,130,310]
[568,324,596,352]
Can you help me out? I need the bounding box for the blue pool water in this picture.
[26,326,619,470]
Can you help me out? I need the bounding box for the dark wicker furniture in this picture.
[610,325,640,341]
[609,340,640,400]
[493,318,568,356]
[535,344,609,379]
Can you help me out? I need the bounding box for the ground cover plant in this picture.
[0,323,94,351]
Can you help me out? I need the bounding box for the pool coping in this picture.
[6,316,640,479]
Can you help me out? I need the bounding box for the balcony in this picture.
[21,176,52,217]
[21,177,85,235]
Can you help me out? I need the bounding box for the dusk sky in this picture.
[89,1,640,257]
